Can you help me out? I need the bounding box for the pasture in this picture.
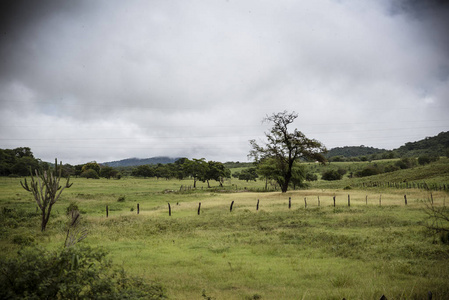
[1,176,449,299]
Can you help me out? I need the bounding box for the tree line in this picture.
[131,158,230,188]
[0,147,119,179]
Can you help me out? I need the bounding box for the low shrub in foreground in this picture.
[0,245,166,300]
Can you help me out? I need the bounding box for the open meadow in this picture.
[1,171,449,299]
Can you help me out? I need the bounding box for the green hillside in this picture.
[395,131,449,158]
[326,145,387,158]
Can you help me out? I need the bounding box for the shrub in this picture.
[395,157,415,169]
[305,173,318,181]
[66,202,80,215]
[118,196,126,202]
[0,245,166,299]
[321,170,343,181]
[80,169,100,179]
[384,165,400,173]
[418,155,439,165]
[337,168,347,176]
[355,166,381,177]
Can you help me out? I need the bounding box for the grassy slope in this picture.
[308,157,449,190]
[1,162,449,299]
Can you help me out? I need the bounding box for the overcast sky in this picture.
[1,0,448,165]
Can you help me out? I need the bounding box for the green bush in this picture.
[355,166,381,177]
[305,173,318,181]
[418,155,439,166]
[0,245,166,299]
[80,169,100,179]
[395,157,415,169]
[321,170,342,181]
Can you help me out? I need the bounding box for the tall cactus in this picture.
[21,158,73,231]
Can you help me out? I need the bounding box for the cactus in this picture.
[21,158,73,231]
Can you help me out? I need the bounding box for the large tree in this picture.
[205,161,230,187]
[249,111,327,193]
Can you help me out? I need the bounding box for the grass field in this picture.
[1,163,449,299]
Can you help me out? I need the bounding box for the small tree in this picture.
[238,167,259,182]
[21,159,73,231]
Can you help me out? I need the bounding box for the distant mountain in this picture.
[326,146,387,158]
[102,156,181,167]
[395,131,449,157]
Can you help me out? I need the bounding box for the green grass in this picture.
[308,157,449,190]
[1,170,449,299]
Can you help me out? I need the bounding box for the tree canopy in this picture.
[249,111,326,192]
[131,158,230,188]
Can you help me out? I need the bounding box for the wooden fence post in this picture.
[318,196,320,207]
[366,195,368,205]
[404,195,407,205]
[348,194,350,207]
[256,199,259,211]
[289,197,291,209]
[430,192,434,205]
[379,195,382,206]
[137,203,140,214]
[168,203,171,216]
[230,201,234,212]
[198,202,201,215]
[304,197,307,208]
[333,196,336,207]
[106,205,108,218]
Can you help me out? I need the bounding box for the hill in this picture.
[102,156,181,167]
[326,131,449,159]
[395,131,449,158]
[326,145,387,158]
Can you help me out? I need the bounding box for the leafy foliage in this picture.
[0,147,40,176]
[0,245,166,299]
[418,155,440,166]
[396,131,449,158]
[354,166,381,177]
[236,167,259,182]
[80,168,100,179]
[249,111,326,192]
[321,169,343,181]
[132,158,231,188]
[326,145,387,159]
[81,162,101,177]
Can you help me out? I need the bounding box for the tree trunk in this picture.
[41,207,50,231]
[281,161,293,193]
[41,211,47,231]
[281,172,291,193]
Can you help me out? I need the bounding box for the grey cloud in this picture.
[1,0,448,164]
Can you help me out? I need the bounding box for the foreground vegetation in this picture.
[1,165,449,299]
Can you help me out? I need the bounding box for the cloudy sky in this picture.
[1,0,448,165]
